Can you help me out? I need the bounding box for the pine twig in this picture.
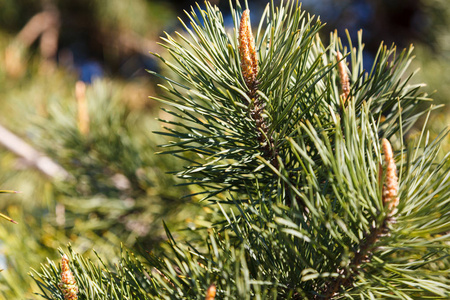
[315,138,400,299]
[239,10,278,168]
[315,219,392,299]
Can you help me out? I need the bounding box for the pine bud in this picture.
[336,51,350,101]
[239,10,258,90]
[58,254,78,300]
[205,283,216,300]
[381,138,399,215]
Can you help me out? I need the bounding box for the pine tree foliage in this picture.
[28,80,188,249]
[0,77,188,297]
[34,1,449,299]
[34,246,150,299]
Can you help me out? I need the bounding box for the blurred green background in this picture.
[0,0,448,298]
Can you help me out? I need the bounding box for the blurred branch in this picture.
[103,29,160,58]
[16,11,58,48]
[15,5,60,61]
[0,124,69,180]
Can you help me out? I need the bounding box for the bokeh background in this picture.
[0,0,448,297]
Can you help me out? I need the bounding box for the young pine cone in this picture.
[58,254,79,300]
[381,138,399,215]
[239,9,258,92]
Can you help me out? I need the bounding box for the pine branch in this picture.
[316,134,396,298]
[318,138,401,298]
[32,1,450,299]
[239,9,277,168]
[316,217,396,299]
